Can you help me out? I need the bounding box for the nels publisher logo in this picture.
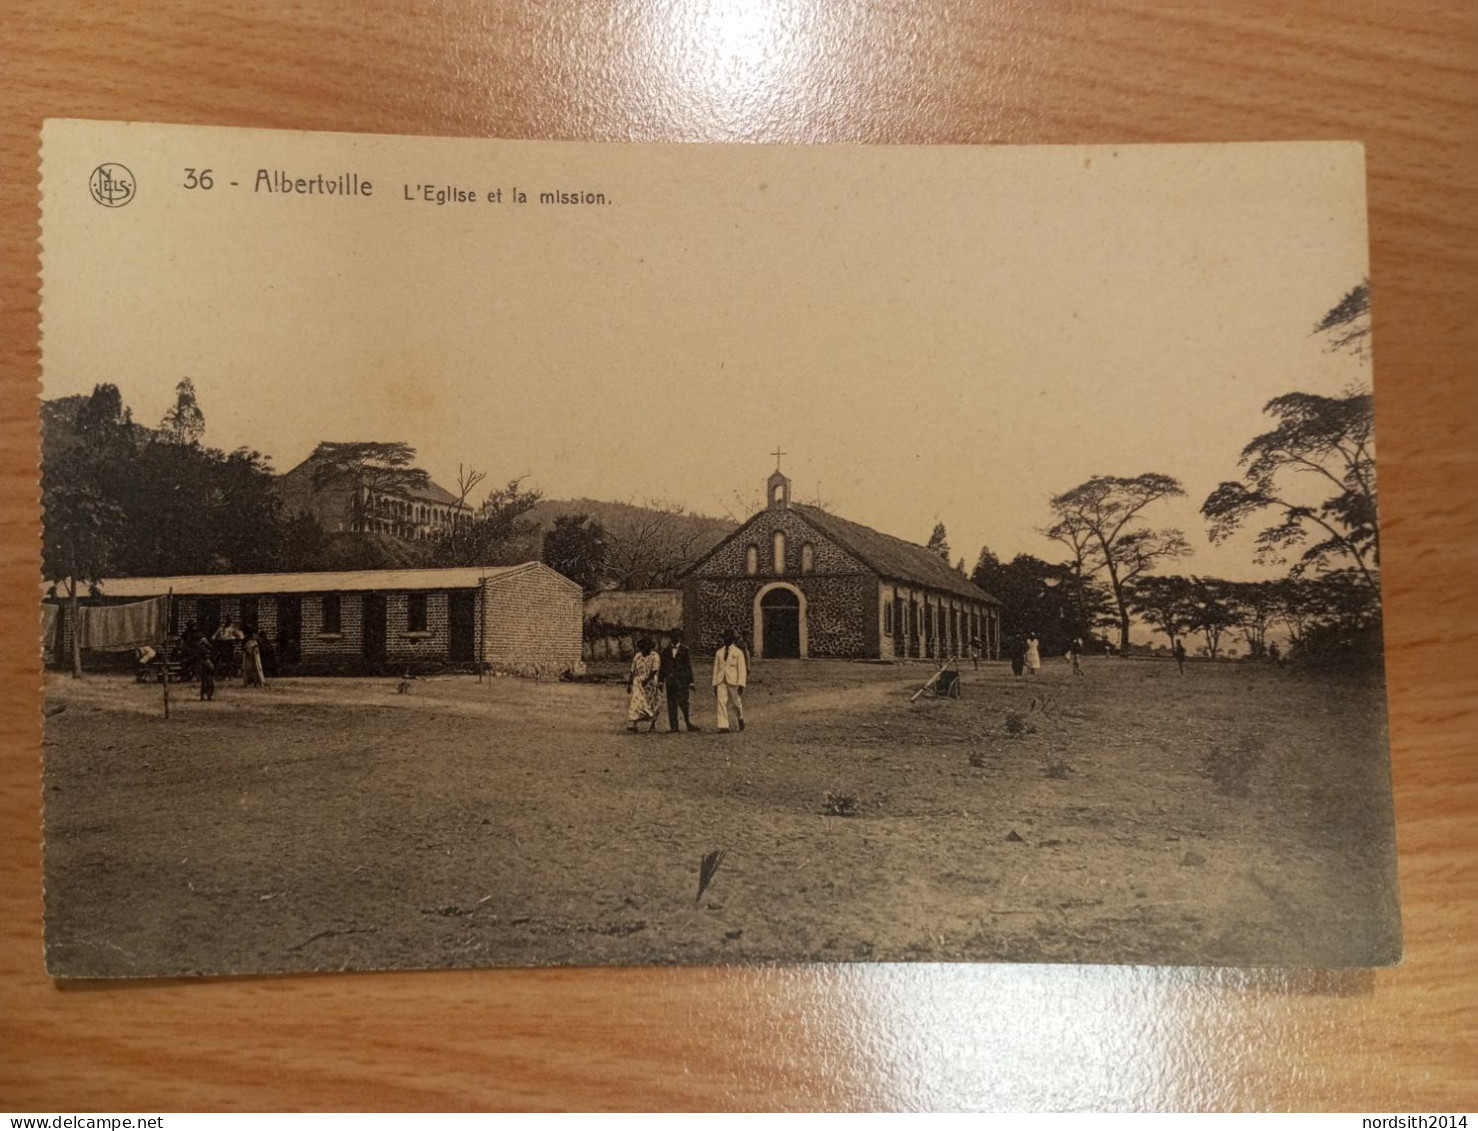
[89,162,135,207]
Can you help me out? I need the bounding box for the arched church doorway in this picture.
[758,586,802,658]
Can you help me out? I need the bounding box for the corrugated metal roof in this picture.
[84,563,538,598]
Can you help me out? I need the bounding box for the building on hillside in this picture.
[682,467,1002,661]
[46,563,583,678]
[277,453,471,541]
[582,588,684,661]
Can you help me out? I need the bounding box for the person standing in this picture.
[1025,632,1041,676]
[1009,633,1026,678]
[196,626,216,702]
[1066,636,1084,677]
[242,629,268,688]
[626,637,662,732]
[178,620,200,682]
[659,629,700,733]
[1173,638,1187,676]
[969,634,982,671]
[212,617,243,680]
[712,628,747,733]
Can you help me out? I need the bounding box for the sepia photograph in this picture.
[36,120,1399,977]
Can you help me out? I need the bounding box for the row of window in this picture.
[744,531,816,576]
[882,599,990,647]
[178,593,431,637]
[315,593,429,633]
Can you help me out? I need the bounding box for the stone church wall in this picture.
[683,574,876,659]
[698,508,865,577]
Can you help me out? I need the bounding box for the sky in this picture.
[41,123,1371,582]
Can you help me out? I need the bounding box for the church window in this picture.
[883,601,893,635]
[773,530,786,574]
[801,542,815,573]
[745,545,759,575]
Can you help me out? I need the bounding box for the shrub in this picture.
[1004,710,1035,738]
[822,792,859,818]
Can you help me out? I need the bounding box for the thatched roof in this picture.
[583,588,683,630]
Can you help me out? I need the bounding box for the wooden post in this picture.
[161,589,173,719]
[68,577,83,678]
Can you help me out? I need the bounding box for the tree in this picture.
[543,513,608,592]
[43,385,334,584]
[1201,389,1378,593]
[1224,580,1280,659]
[159,377,206,445]
[1047,473,1191,652]
[603,498,717,589]
[433,476,543,567]
[73,383,134,457]
[1313,278,1370,358]
[971,547,1101,655]
[308,441,431,532]
[926,522,950,562]
[1184,577,1237,660]
[41,449,126,676]
[1269,577,1322,648]
[1127,574,1195,649]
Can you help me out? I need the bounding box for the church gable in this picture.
[688,504,867,580]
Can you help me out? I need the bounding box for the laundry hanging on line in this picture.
[39,602,60,663]
[77,596,169,652]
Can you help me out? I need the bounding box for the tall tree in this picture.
[41,450,127,676]
[1224,580,1280,659]
[1201,390,1378,592]
[543,514,608,592]
[971,548,1098,655]
[308,441,431,532]
[159,377,206,445]
[1313,278,1370,358]
[925,522,951,562]
[1184,576,1237,659]
[1127,574,1195,649]
[1047,473,1191,652]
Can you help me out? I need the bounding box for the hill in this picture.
[522,497,736,589]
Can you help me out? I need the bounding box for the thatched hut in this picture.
[582,588,684,661]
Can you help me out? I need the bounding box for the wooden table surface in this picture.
[2,1,1474,1111]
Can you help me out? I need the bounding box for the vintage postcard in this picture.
[37,120,1399,976]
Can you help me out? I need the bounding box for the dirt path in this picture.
[40,658,1400,976]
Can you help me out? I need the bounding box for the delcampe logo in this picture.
[88,163,135,207]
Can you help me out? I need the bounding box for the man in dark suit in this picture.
[659,629,700,733]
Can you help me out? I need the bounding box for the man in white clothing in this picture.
[712,628,748,733]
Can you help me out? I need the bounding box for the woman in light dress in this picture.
[626,637,661,732]
[1024,632,1042,676]
[241,629,269,688]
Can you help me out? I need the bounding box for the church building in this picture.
[682,467,1002,661]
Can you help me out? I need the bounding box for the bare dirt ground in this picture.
[39,657,1401,977]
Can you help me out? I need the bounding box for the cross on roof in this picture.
[772,445,788,471]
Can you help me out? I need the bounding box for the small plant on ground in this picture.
[1003,710,1036,738]
[822,792,859,818]
[1044,755,1071,779]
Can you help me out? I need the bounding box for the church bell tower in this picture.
[766,447,791,509]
